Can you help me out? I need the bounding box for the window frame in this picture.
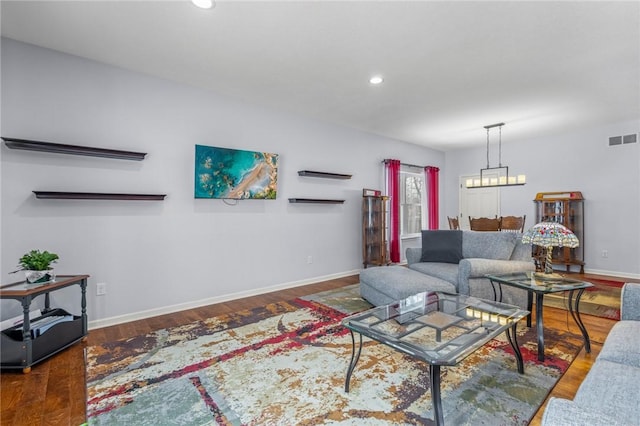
[399,169,425,239]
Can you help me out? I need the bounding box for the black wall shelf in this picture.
[33,191,166,201]
[288,198,345,204]
[297,170,352,179]
[2,137,147,161]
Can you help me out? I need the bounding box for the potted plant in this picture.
[17,249,59,283]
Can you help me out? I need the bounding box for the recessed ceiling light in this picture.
[369,75,384,85]
[192,0,214,9]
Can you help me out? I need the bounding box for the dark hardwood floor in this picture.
[0,272,635,425]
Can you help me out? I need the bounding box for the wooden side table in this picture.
[0,275,89,373]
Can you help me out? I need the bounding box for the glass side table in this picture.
[486,271,593,361]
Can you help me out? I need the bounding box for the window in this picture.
[400,170,424,237]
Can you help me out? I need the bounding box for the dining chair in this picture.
[500,215,526,232]
[447,216,460,230]
[469,216,501,231]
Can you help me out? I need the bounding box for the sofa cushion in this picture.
[542,398,626,426]
[420,230,463,263]
[573,359,640,421]
[463,231,517,260]
[597,320,640,368]
[360,266,456,306]
[510,235,533,261]
[408,262,459,286]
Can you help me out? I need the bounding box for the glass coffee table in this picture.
[342,292,529,426]
[486,272,594,361]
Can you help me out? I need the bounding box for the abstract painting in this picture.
[194,145,278,199]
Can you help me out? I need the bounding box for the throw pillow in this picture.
[420,230,463,263]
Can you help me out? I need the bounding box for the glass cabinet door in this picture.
[534,192,584,273]
[362,194,389,268]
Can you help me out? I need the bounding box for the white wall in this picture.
[444,120,640,277]
[0,39,445,326]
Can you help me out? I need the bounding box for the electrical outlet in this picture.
[96,282,107,296]
[601,250,608,258]
[307,256,313,264]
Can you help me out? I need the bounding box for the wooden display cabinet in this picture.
[362,189,390,268]
[533,191,585,273]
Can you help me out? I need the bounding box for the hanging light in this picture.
[466,122,526,188]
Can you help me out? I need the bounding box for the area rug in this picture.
[86,285,583,425]
[542,278,624,320]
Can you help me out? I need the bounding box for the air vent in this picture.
[609,134,638,146]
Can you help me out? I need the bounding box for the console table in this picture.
[0,275,89,373]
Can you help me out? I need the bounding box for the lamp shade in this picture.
[522,222,579,248]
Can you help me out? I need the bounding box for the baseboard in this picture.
[584,268,640,280]
[88,269,361,330]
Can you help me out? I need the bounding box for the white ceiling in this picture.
[1,1,639,151]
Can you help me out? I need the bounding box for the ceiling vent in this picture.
[609,133,638,146]
[623,133,637,144]
[609,136,622,146]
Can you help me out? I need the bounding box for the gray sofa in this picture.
[541,282,640,426]
[406,230,535,309]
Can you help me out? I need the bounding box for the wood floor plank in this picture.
[0,272,632,425]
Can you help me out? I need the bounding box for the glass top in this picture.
[342,292,528,366]
[485,272,594,293]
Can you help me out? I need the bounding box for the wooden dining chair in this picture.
[500,215,526,232]
[447,216,460,230]
[469,216,501,231]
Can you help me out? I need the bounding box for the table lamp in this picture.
[522,222,579,274]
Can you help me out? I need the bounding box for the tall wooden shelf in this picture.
[362,191,389,268]
[2,137,147,161]
[533,191,585,273]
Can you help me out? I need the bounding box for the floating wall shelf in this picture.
[288,198,345,204]
[33,191,166,201]
[297,170,352,179]
[2,137,147,161]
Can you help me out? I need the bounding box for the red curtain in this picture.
[385,159,401,263]
[425,166,440,230]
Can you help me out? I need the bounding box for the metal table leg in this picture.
[344,330,363,392]
[488,279,504,303]
[526,291,533,328]
[430,365,444,426]
[505,323,524,374]
[536,292,545,361]
[568,289,591,353]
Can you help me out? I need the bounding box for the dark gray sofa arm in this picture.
[621,282,640,321]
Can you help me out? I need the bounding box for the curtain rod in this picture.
[381,159,425,169]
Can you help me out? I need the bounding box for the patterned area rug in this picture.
[542,278,624,320]
[86,285,583,425]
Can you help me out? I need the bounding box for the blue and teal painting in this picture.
[195,145,278,199]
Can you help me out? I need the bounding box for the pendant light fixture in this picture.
[466,122,526,188]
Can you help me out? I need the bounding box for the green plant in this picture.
[18,249,59,271]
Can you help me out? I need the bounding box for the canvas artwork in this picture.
[194,145,278,199]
